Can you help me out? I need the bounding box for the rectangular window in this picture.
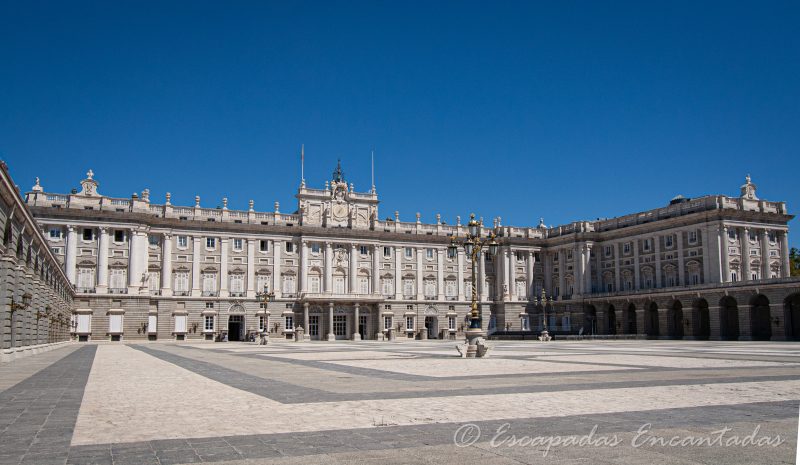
[333,315,346,336]
[445,281,456,297]
[206,237,216,249]
[202,273,217,293]
[566,250,573,260]
[260,240,269,252]
[689,231,698,243]
[257,275,270,293]
[311,243,320,254]
[148,271,159,292]
[233,238,243,251]
[727,229,736,240]
[643,239,651,251]
[334,276,345,294]
[285,242,294,253]
[381,278,393,295]
[285,315,294,330]
[283,275,296,294]
[204,315,214,332]
[205,302,214,309]
[383,246,391,257]
[230,275,244,293]
[177,236,188,248]
[82,228,94,241]
[360,245,369,256]
[309,315,319,336]
[666,235,674,248]
[309,276,320,293]
[77,268,95,289]
[405,247,414,258]
[424,279,436,297]
[359,277,369,294]
[148,236,159,247]
[403,279,414,296]
[49,228,62,239]
[448,316,456,330]
[623,243,631,254]
[258,315,266,331]
[110,269,126,290]
[604,246,612,257]
[406,316,414,331]
[426,248,434,259]
[173,272,188,292]
[384,316,392,330]
[768,232,776,243]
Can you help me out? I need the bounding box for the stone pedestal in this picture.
[419,328,428,340]
[352,332,361,341]
[375,331,385,341]
[294,327,305,342]
[327,333,336,341]
[462,327,487,358]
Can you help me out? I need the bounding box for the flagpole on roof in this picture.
[300,144,305,187]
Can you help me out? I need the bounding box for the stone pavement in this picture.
[0,340,798,464]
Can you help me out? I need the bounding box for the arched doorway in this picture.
[667,301,684,339]
[749,294,772,341]
[645,302,659,338]
[785,293,800,341]
[624,303,637,334]
[584,305,597,335]
[693,298,710,340]
[719,296,740,340]
[607,305,617,335]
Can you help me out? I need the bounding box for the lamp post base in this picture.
[463,327,487,358]
[539,329,551,342]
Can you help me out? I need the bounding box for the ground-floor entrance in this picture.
[228,315,243,341]
[425,316,438,339]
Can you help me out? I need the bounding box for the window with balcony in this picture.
[309,276,320,293]
[110,269,126,291]
[174,272,189,293]
[283,275,296,294]
[424,279,436,298]
[230,275,244,294]
[148,271,160,293]
[358,277,369,294]
[202,273,217,295]
[403,279,414,296]
[77,267,95,291]
[381,278,393,295]
[256,275,270,293]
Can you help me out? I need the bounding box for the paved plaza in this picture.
[0,340,799,464]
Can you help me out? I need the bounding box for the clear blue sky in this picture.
[1,1,798,245]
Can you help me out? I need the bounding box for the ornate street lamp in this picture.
[448,213,498,357]
[537,289,553,341]
[9,292,32,313]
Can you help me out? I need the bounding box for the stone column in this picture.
[478,249,487,301]
[654,236,661,288]
[161,233,172,296]
[300,240,308,293]
[272,240,282,298]
[303,302,310,340]
[394,247,402,299]
[740,227,750,281]
[96,227,109,293]
[457,248,465,301]
[129,230,144,291]
[543,251,552,296]
[436,249,444,300]
[721,226,730,282]
[507,248,515,300]
[353,303,361,340]
[557,249,565,299]
[65,226,77,285]
[584,244,593,294]
[633,239,640,290]
[574,244,583,295]
[324,242,333,292]
[376,303,384,340]
[349,243,358,294]
[526,251,534,299]
[246,239,256,297]
[372,245,380,294]
[191,236,201,296]
[327,302,335,341]
[614,243,621,292]
[781,231,791,278]
[594,246,602,293]
[761,229,770,279]
[220,238,229,297]
[677,232,685,285]
[416,248,423,300]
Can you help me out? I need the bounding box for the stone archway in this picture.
[584,305,597,335]
[785,293,800,341]
[719,296,740,340]
[667,300,684,340]
[645,302,659,338]
[693,298,710,340]
[607,305,617,335]
[749,294,772,341]
[624,303,637,334]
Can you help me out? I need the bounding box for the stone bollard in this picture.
[419,328,428,340]
[294,326,305,342]
[388,328,396,341]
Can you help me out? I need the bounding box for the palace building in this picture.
[16,161,800,343]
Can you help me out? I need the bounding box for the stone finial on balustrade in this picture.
[274,201,280,213]
[195,196,200,207]
[436,213,441,224]
[497,216,502,227]
[456,215,461,226]
[222,198,228,210]
[350,182,354,192]
[324,181,330,191]
[394,211,400,222]
[416,212,421,223]
[141,189,150,203]
[248,200,254,212]
[31,177,43,192]
[165,192,171,205]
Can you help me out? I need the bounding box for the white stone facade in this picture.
[23,165,796,342]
